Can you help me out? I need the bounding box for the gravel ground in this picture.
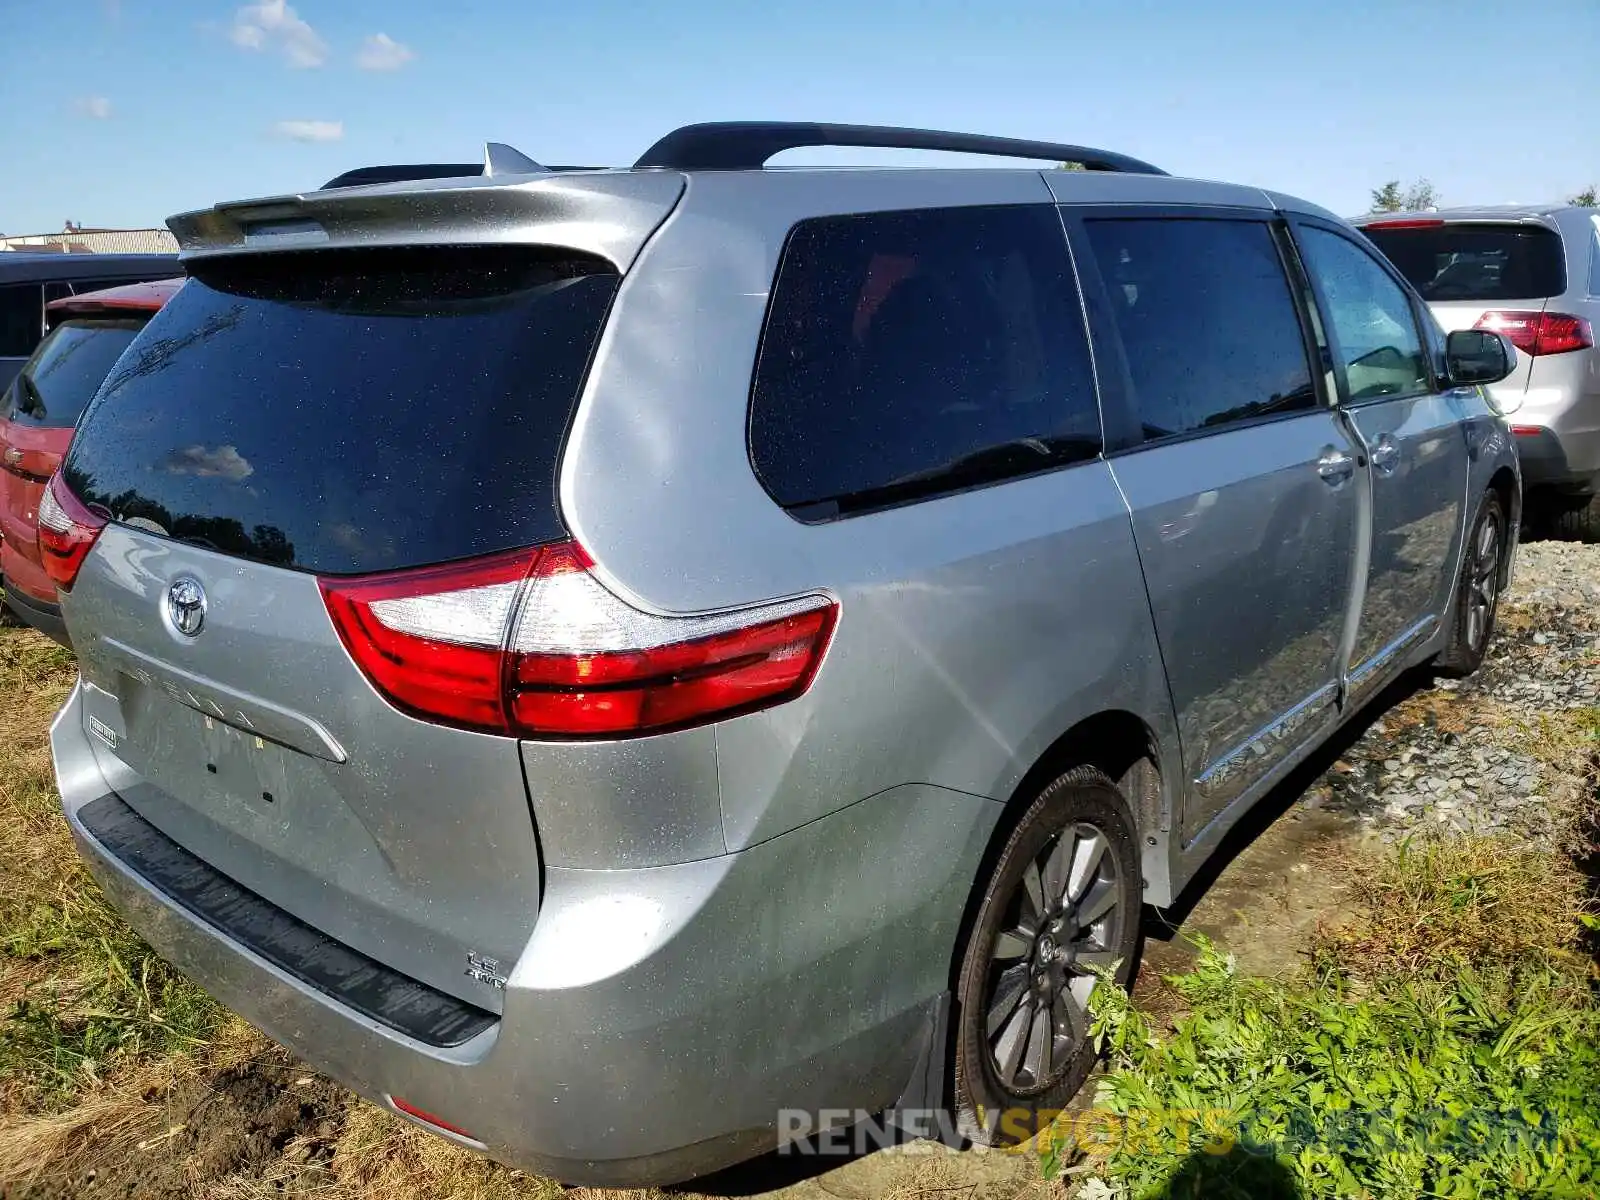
[1315,539,1600,846]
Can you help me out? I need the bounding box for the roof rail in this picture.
[318,143,599,191]
[633,122,1166,175]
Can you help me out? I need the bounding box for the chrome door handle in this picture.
[1370,436,1400,475]
[1316,447,1355,482]
[2,448,21,466]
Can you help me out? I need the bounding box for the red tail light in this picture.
[320,541,837,739]
[1473,310,1594,357]
[37,473,107,591]
[1363,218,1444,229]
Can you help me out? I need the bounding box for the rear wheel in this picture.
[0,583,22,627]
[1435,489,1506,677]
[1551,494,1600,543]
[953,767,1140,1145]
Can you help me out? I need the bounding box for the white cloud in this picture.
[355,32,415,71]
[273,119,343,143]
[230,0,327,68]
[161,444,254,482]
[73,96,113,119]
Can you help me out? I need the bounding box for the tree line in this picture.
[1370,178,1597,212]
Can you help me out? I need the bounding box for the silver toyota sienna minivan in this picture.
[47,123,1521,1185]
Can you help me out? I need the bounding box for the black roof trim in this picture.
[633,122,1167,175]
[319,163,483,190]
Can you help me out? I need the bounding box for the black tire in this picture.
[0,585,22,628]
[1435,489,1506,678]
[1551,495,1600,544]
[953,766,1141,1146]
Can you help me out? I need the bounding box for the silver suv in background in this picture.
[49,124,1520,1186]
[1355,206,1600,537]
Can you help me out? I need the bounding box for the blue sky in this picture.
[1,0,1596,235]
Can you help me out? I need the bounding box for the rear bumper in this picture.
[1510,363,1600,495]
[4,583,69,647]
[52,681,994,1185]
[1512,425,1600,496]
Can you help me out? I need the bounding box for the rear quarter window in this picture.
[0,283,42,358]
[63,246,618,575]
[1588,221,1600,297]
[1363,223,1566,301]
[748,204,1101,518]
[6,318,147,429]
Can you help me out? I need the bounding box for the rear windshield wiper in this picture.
[15,372,46,420]
[793,435,1102,519]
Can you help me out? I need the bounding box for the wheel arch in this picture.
[946,709,1165,998]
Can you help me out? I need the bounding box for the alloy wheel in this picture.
[983,821,1125,1092]
[1466,512,1501,651]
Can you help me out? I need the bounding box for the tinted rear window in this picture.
[0,284,42,357]
[64,247,618,575]
[5,318,146,429]
[1363,223,1566,301]
[749,205,1101,517]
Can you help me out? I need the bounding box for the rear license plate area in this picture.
[197,711,289,811]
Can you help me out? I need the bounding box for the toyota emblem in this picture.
[165,577,207,638]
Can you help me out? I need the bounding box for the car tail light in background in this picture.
[321,541,837,739]
[1473,311,1594,357]
[37,473,108,591]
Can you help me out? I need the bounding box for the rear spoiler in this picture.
[318,143,599,190]
[165,170,684,273]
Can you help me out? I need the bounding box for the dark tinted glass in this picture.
[749,205,1100,515]
[0,284,42,357]
[6,319,145,429]
[64,246,618,575]
[1363,223,1566,301]
[1084,218,1315,439]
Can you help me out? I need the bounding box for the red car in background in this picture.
[0,278,182,643]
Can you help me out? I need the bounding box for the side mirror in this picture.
[1445,329,1517,387]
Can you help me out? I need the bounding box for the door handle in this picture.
[1316,447,1355,483]
[1370,436,1400,475]
[2,448,20,466]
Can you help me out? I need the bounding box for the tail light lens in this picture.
[37,473,107,591]
[1474,310,1594,357]
[320,541,837,739]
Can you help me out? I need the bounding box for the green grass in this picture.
[1,921,221,1102]
[0,628,222,1110]
[1048,830,1600,1199]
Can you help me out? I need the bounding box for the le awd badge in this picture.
[464,951,507,989]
